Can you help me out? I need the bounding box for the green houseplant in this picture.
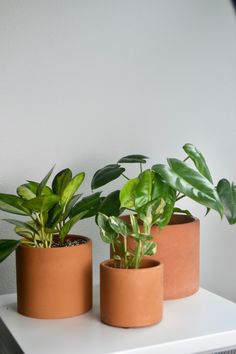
[97,211,163,327]
[92,144,236,300]
[0,166,100,319]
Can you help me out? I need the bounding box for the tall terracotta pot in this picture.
[16,235,92,319]
[100,259,163,328]
[112,214,200,300]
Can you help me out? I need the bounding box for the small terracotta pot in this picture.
[112,214,200,300]
[100,259,163,328]
[16,235,92,319]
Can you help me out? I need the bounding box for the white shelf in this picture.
[1,287,236,354]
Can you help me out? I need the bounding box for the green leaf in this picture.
[130,214,139,234]
[142,241,157,256]
[52,168,72,196]
[97,213,117,244]
[118,154,149,164]
[109,216,132,237]
[37,165,55,196]
[63,194,82,220]
[3,219,37,233]
[46,203,63,228]
[70,192,102,218]
[0,239,21,263]
[24,195,59,213]
[183,143,213,183]
[17,183,36,200]
[99,190,121,216]
[134,170,153,209]
[61,172,85,207]
[120,178,139,209]
[173,207,193,217]
[91,164,125,189]
[0,194,30,216]
[217,179,236,224]
[59,211,88,243]
[153,160,224,217]
[24,181,53,196]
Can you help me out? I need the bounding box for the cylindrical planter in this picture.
[100,259,163,328]
[16,235,92,319]
[112,214,200,300]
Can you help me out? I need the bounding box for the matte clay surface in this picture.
[100,259,163,328]
[119,215,200,300]
[16,235,92,319]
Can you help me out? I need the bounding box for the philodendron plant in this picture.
[0,167,101,263]
[92,144,236,232]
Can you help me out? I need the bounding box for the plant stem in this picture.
[176,195,185,201]
[123,236,128,268]
[122,173,130,180]
[140,163,143,173]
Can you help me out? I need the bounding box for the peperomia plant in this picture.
[0,167,101,262]
[92,144,236,228]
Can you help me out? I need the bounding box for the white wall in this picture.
[0,0,236,301]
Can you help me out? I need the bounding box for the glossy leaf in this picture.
[217,179,236,224]
[3,219,37,233]
[59,211,88,243]
[52,168,72,197]
[0,239,21,263]
[109,216,132,237]
[173,207,193,217]
[24,195,59,213]
[99,190,121,216]
[70,192,102,218]
[118,154,149,164]
[183,143,213,183]
[97,213,117,244]
[37,165,55,196]
[0,194,30,215]
[120,178,139,209]
[91,164,125,189]
[134,170,153,208]
[153,160,224,216]
[46,203,63,228]
[17,183,36,200]
[61,172,85,207]
[142,241,157,256]
[63,194,82,220]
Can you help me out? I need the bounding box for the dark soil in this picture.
[52,239,87,248]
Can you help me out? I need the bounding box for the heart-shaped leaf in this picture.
[118,154,149,164]
[91,164,125,189]
[109,216,132,237]
[97,213,117,244]
[134,170,153,209]
[120,178,139,209]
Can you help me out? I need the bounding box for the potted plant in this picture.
[97,209,163,328]
[0,166,101,319]
[92,144,236,300]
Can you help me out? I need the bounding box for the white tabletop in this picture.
[1,287,236,354]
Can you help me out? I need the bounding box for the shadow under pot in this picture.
[116,214,200,300]
[16,235,92,319]
[100,259,163,328]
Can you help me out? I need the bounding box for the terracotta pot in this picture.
[112,214,200,300]
[100,259,163,328]
[16,235,92,319]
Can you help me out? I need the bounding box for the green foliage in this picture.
[0,240,21,263]
[0,167,97,261]
[91,164,125,189]
[217,179,236,224]
[97,213,157,269]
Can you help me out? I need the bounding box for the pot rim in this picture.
[100,258,162,271]
[121,213,199,227]
[17,234,91,251]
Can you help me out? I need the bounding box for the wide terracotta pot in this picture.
[16,235,92,319]
[112,214,200,300]
[100,259,163,328]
